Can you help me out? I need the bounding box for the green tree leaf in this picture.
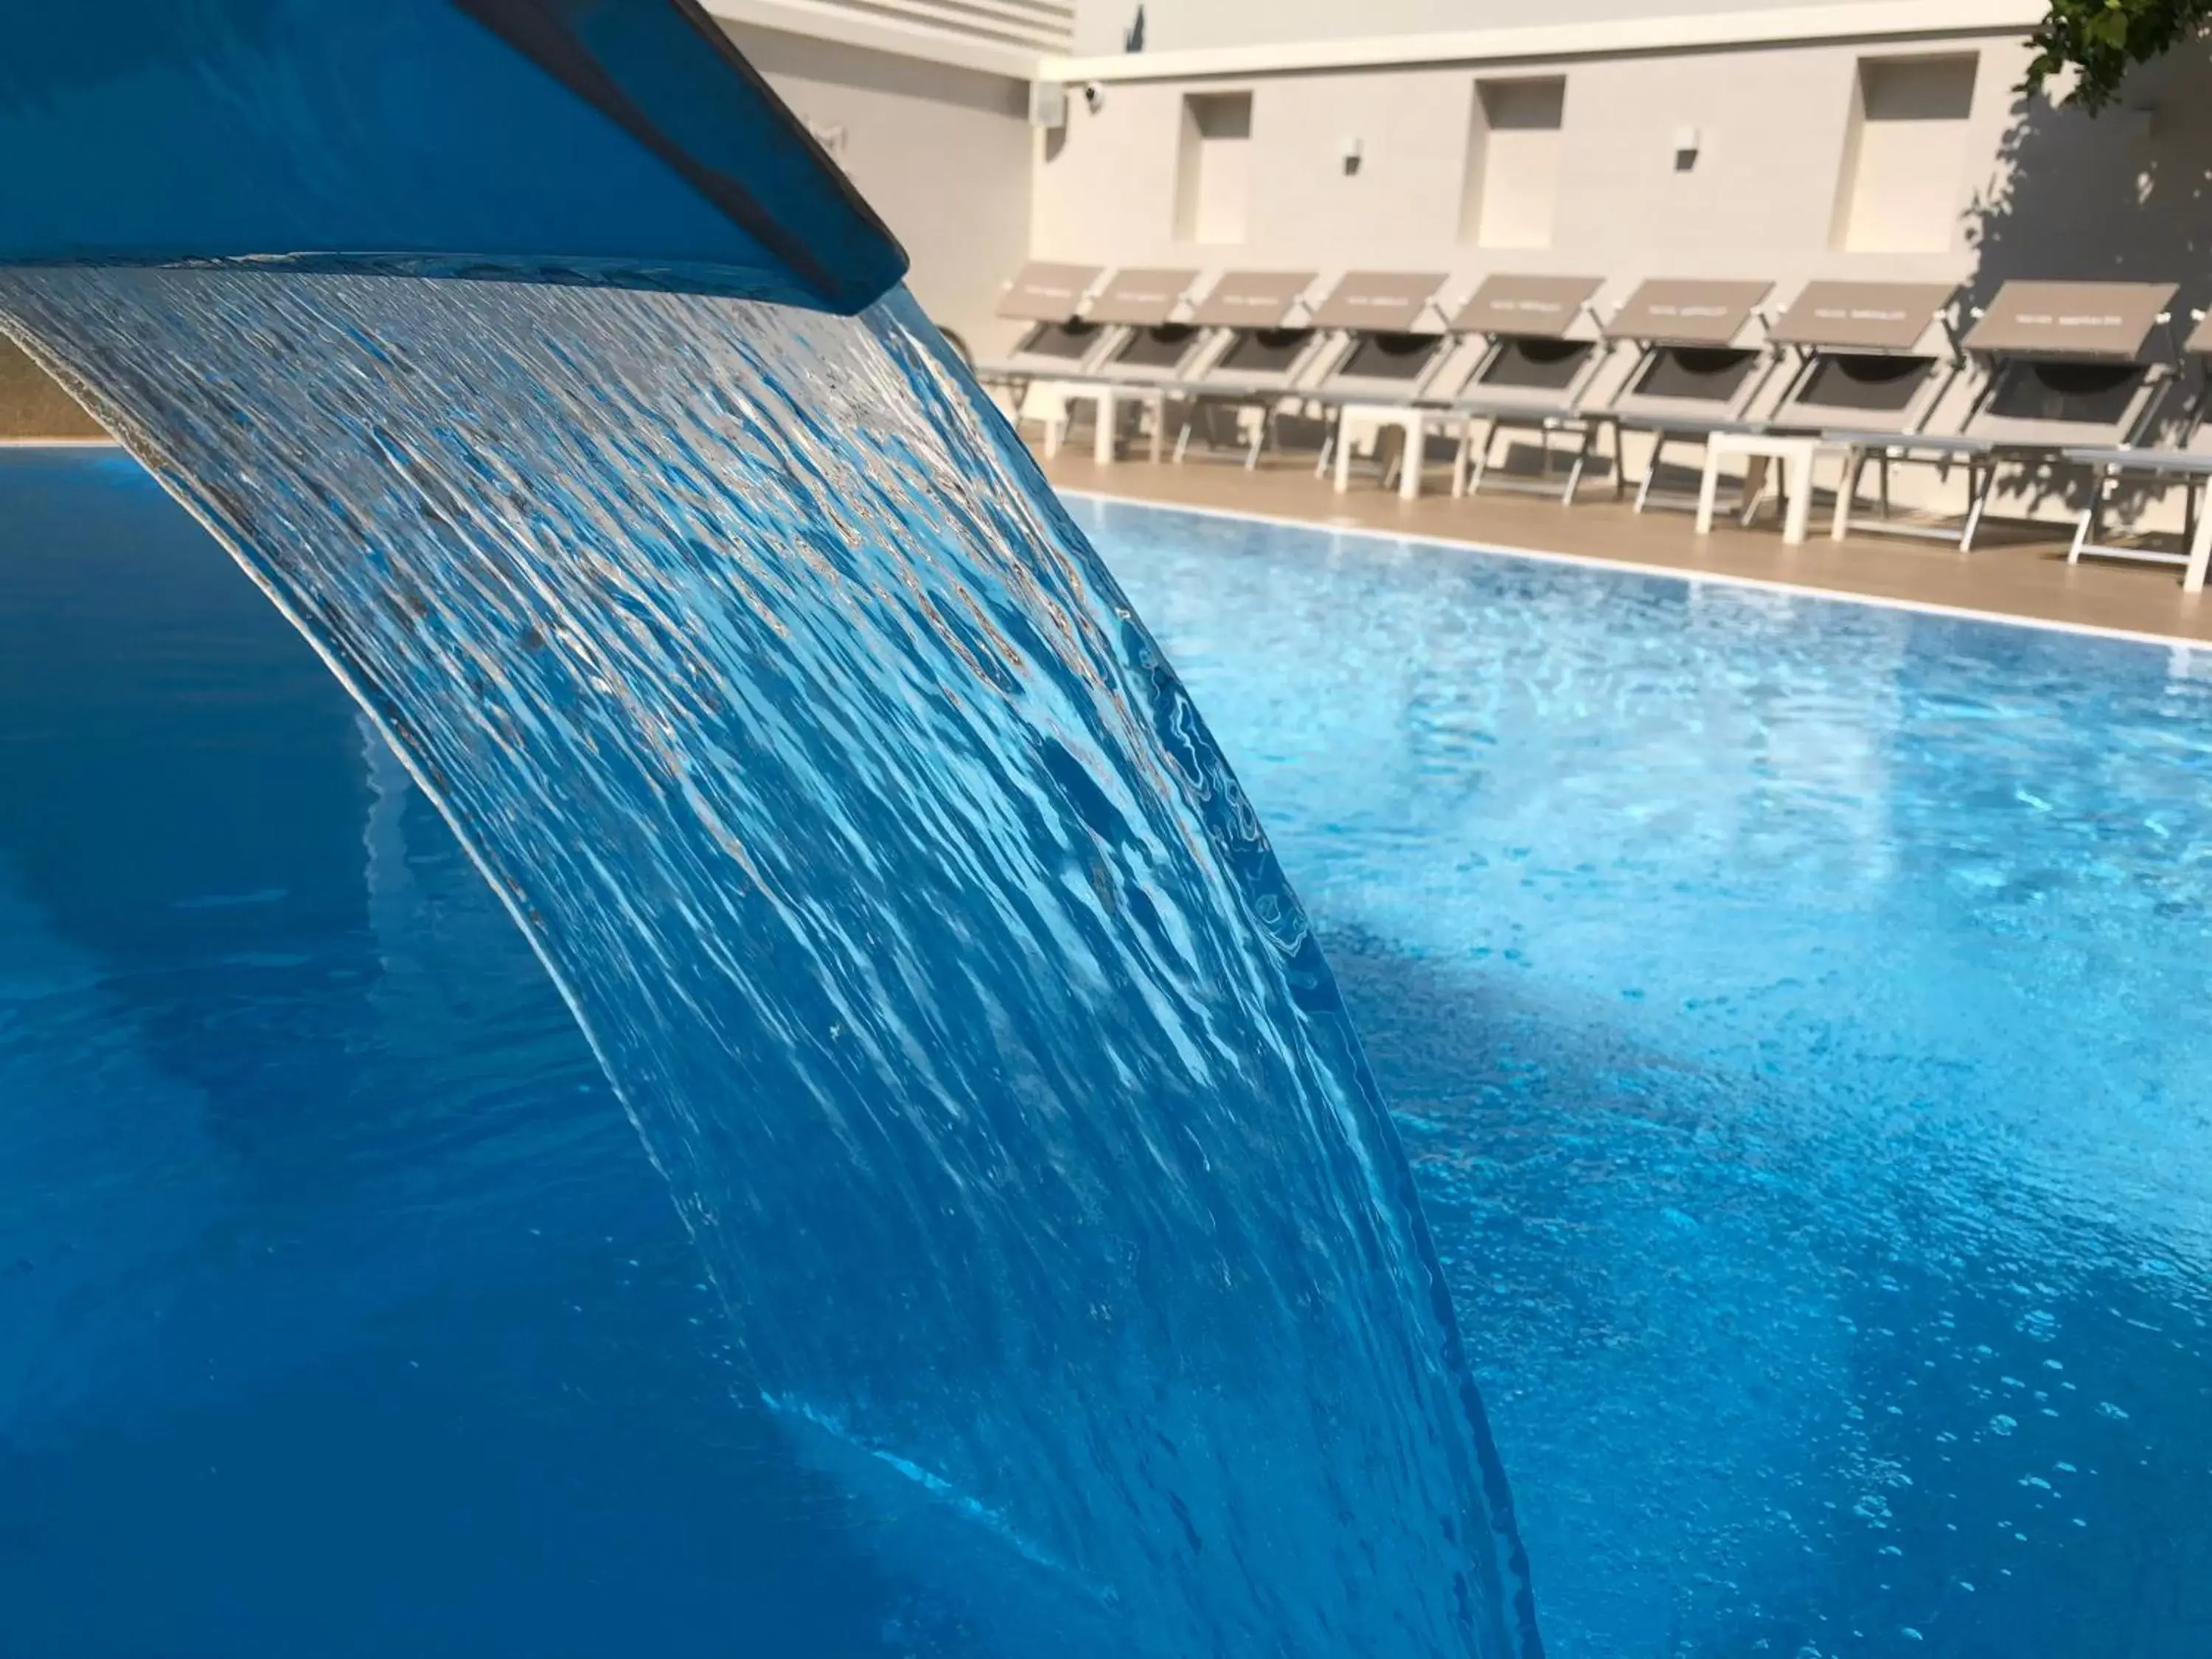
[2024,0,2212,111]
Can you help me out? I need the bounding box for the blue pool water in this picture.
[4,448,2209,1658]
[0,451,911,1657]
[1068,496,2212,1659]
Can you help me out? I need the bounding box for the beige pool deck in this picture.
[1035,449,2212,649]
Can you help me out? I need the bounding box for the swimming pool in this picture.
[1,451,2206,1657]
[1067,493,2212,1659]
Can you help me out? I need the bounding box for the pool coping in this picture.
[1057,487,2211,658]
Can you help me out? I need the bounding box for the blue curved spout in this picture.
[0,0,906,312]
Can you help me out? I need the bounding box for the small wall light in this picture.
[1673,124,1701,171]
[1340,136,1364,176]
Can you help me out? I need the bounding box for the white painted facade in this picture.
[1028,35,2033,298]
[720,21,1035,355]
[1067,0,2006,58]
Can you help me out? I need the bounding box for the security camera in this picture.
[1082,81,1105,114]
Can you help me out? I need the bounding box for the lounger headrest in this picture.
[1309,271,1449,333]
[1449,275,1604,338]
[1604,279,1773,346]
[1085,268,1199,326]
[1964,281,2177,360]
[1187,271,1318,330]
[995,262,1102,321]
[1770,282,1954,352]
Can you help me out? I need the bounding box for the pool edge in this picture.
[1055,487,2211,657]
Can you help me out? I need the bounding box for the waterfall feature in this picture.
[0,267,1538,1658]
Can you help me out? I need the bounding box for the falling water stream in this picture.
[0,268,1539,1658]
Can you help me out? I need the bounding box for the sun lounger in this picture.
[971,262,1111,450]
[1158,270,1321,467]
[1765,280,1961,434]
[1590,278,1780,514]
[1180,270,1325,384]
[1826,279,2180,551]
[975,262,1109,385]
[1047,268,1200,462]
[2064,306,2212,585]
[1081,268,1206,378]
[1663,280,1963,538]
[1301,271,1455,401]
[1292,271,1458,497]
[1442,274,1610,504]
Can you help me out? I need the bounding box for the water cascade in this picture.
[0,268,1541,1658]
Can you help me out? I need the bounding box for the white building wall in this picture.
[751,0,1074,53]
[725,23,1035,357]
[1071,0,1910,56]
[1032,35,2029,299]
